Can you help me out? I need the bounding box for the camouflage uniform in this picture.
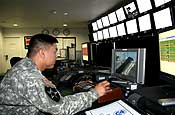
[0,58,99,115]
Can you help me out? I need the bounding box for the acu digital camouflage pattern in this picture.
[0,57,99,115]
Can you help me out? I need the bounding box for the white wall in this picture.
[1,27,89,74]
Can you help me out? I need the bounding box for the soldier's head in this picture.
[27,34,58,70]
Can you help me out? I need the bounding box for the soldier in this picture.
[0,34,111,115]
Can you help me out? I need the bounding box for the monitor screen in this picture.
[82,43,89,61]
[97,31,103,40]
[93,32,98,41]
[153,7,172,29]
[102,29,110,39]
[108,12,118,24]
[116,7,126,22]
[138,14,152,32]
[154,0,171,7]
[124,2,138,18]
[159,27,175,86]
[117,23,126,36]
[136,0,152,13]
[111,48,146,84]
[97,19,103,29]
[126,19,138,34]
[102,16,110,27]
[109,26,118,38]
[92,22,98,31]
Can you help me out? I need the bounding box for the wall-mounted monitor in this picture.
[153,7,172,29]
[102,29,110,39]
[116,7,126,22]
[93,32,98,41]
[136,0,152,13]
[117,23,126,36]
[154,0,171,7]
[138,14,152,32]
[97,31,103,40]
[111,48,146,84]
[124,2,138,18]
[102,16,110,27]
[126,19,138,34]
[109,26,118,38]
[97,19,103,29]
[92,22,98,31]
[159,27,175,87]
[108,12,118,24]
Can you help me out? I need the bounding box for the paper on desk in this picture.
[85,100,141,115]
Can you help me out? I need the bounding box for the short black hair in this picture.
[27,34,58,57]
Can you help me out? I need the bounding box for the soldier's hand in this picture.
[94,80,112,97]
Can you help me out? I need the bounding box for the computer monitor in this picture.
[111,48,146,84]
[136,0,152,14]
[154,0,171,7]
[116,7,126,22]
[117,23,126,36]
[97,19,103,29]
[159,27,175,87]
[109,26,118,38]
[92,22,98,31]
[124,2,138,18]
[153,7,172,30]
[101,16,110,27]
[138,14,152,32]
[126,19,138,34]
[93,32,98,41]
[82,43,90,63]
[108,11,118,24]
[97,31,103,40]
[102,28,110,39]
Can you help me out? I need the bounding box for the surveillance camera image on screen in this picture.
[154,0,171,7]
[93,32,98,41]
[97,31,103,40]
[109,26,118,38]
[97,19,103,29]
[102,28,110,39]
[124,2,138,18]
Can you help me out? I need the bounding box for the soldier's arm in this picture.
[25,76,99,115]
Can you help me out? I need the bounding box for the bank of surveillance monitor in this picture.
[159,27,175,87]
[111,48,146,84]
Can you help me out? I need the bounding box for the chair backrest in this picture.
[10,57,22,67]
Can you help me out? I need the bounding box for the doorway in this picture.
[2,37,21,73]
